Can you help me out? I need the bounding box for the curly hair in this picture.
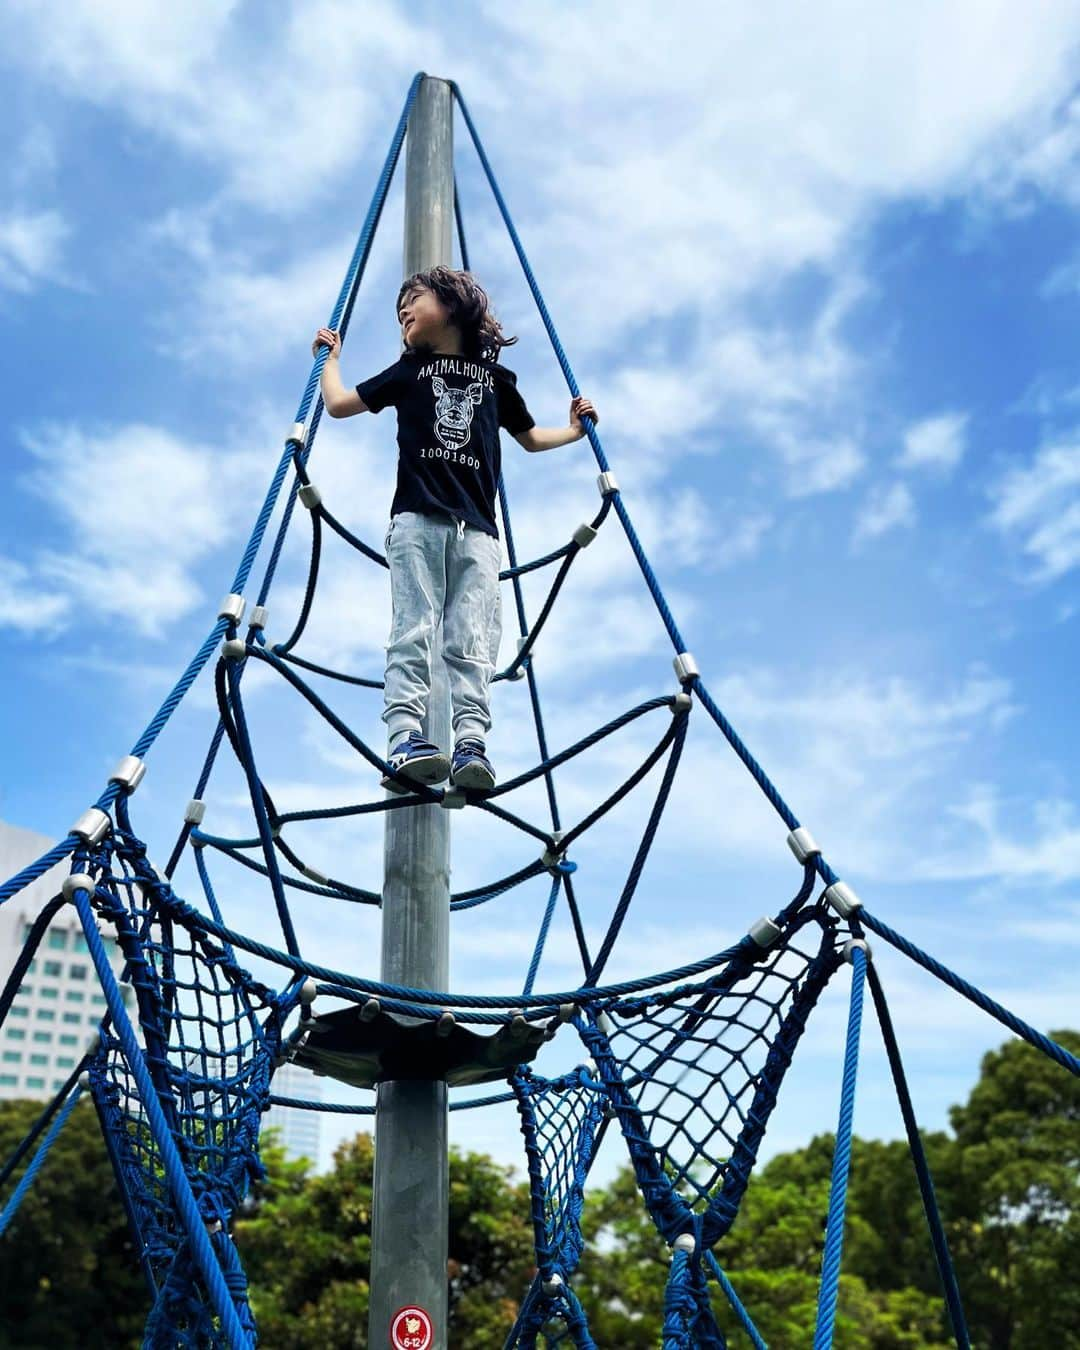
[397,266,517,363]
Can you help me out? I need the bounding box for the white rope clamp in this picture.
[597,471,619,497]
[673,652,699,683]
[671,691,692,714]
[298,482,322,510]
[437,1011,456,1037]
[748,916,781,949]
[360,998,381,1022]
[843,938,871,964]
[823,881,862,919]
[299,978,318,1006]
[787,827,821,864]
[249,605,269,632]
[184,799,206,826]
[541,830,567,872]
[542,1273,564,1297]
[286,422,307,448]
[109,755,146,794]
[572,521,598,548]
[301,863,329,886]
[218,593,246,625]
[71,809,110,847]
[222,637,246,661]
[62,872,97,902]
[672,1232,696,1254]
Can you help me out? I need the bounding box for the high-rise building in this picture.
[0,819,132,1102]
[264,1061,324,1166]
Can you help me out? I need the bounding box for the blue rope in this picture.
[866,963,971,1348]
[705,1252,767,1350]
[0,1085,83,1238]
[858,909,1080,1076]
[813,945,867,1349]
[68,882,255,1348]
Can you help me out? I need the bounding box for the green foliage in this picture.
[0,1032,1076,1348]
[0,1096,147,1349]
[235,1131,536,1348]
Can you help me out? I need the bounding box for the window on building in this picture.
[0,1074,16,1087]
[52,1080,66,1090]
[65,991,84,1004]
[59,1034,78,1047]
[62,1013,80,1025]
[26,1076,45,1089]
[2,1052,21,1064]
[87,1016,99,1027]
[33,1032,51,1044]
[27,959,37,974]
[56,1057,75,1069]
[6,1028,26,1042]
[73,933,89,953]
[29,1054,48,1066]
[69,964,88,981]
[9,1006,28,1019]
[48,931,68,951]
[91,994,107,1006]
[40,988,58,1000]
[36,1009,55,1023]
[21,921,34,941]
[44,960,62,978]
[19,985,32,997]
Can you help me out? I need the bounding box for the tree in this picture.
[0,1096,147,1349]
[235,1130,537,1348]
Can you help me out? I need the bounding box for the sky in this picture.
[0,0,1078,1200]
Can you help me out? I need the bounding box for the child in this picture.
[313,266,597,793]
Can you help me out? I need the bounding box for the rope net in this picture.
[0,73,1077,1350]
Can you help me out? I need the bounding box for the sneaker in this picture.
[380,731,450,791]
[450,738,496,792]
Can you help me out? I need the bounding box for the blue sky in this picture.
[1,1,1079,1184]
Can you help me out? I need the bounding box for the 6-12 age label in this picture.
[390,1305,434,1350]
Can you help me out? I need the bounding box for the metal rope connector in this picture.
[787,827,821,864]
[572,521,598,548]
[218,594,246,626]
[823,881,862,919]
[62,872,97,902]
[249,606,269,632]
[184,799,206,826]
[71,809,110,847]
[507,634,530,681]
[109,755,147,794]
[286,422,307,449]
[673,651,699,683]
[298,482,322,510]
[843,938,871,964]
[597,471,619,497]
[748,916,781,949]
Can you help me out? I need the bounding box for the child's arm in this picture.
[514,396,598,453]
[312,328,369,418]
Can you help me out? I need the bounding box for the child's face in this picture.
[398,285,454,349]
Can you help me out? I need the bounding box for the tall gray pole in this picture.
[369,75,454,1350]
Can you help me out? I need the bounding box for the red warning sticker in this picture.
[390,1305,434,1350]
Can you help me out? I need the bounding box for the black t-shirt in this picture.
[356,350,535,537]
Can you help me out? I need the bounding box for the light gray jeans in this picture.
[383,510,502,747]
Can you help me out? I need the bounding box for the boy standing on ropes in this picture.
[313,266,597,793]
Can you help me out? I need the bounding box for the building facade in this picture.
[264,1060,324,1166]
[0,819,131,1102]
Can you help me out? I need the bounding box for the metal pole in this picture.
[369,75,454,1350]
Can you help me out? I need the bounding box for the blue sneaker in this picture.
[381,732,450,791]
[450,738,496,792]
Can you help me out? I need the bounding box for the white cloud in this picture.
[0,557,70,634]
[0,209,69,293]
[987,441,1080,580]
[0,1,454,212]
[853,482,916,546]
[18,421,270,635]
[898,412,969,473]
[924,786,1080,884]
